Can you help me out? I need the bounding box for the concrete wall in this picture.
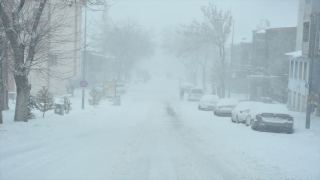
[287,56,309,111]
[29,3,82,95]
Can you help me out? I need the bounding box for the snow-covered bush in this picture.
[88,87,103,108]
[28,95,37,119]
[60,96,72,114]
[35,87,55,117]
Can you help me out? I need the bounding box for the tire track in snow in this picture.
[164,101,237,180]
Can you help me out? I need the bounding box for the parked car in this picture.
[231,101,263,123]
[116,83,127,95]
[188,88,203,101]
[214,98,239,116]
[246,104,294,134]
[198,95,219,111]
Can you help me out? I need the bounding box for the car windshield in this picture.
[1,1,319,180]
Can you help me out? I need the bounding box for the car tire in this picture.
[231,116,235,123]
[214,111,216,115]
[245,116,251,126]
[286,128,294,134]
[251,120,258,131]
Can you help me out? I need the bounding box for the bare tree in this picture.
[200,3,233,98]
[0,0,108,122]
[0,31,7,124]
[95,17,156,82]
[177,21,212,90]
[161,28,198,85]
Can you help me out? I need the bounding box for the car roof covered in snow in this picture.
[217,98,239,106]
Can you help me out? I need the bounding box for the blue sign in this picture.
[80,80,88,87]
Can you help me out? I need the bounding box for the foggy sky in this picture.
[105,0,299,42]
[88,0,299,77]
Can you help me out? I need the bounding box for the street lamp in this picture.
[82,6,87,110]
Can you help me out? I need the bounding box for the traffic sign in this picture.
[80,80,88,87]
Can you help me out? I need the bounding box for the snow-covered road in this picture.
[1,77,320,180]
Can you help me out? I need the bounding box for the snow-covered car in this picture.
[246,104,294,134]
[198,95,219,111]
[214,98,239,116]
[231,101,263,123]
[187,88,203,101]
[116,83,127,95]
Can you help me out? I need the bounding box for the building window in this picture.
[49,54,58,66]
[292,92,296,109]
[299,61,303,80]
[303,22,310,42]
[294,61,298,79]
[305,0,311,4]
[303,62,308,81]
[290,60,294,78]
[287,90,292,106]
[297,93,301,111]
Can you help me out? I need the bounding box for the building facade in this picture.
[249,22,296,102]
[287,0,320,115]
[1,1,83,101]
[27,1,83,95]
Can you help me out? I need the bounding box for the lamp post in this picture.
[229,19,235,98]
[82,6,87,110]
[306,13,319,129]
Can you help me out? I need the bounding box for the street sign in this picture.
[104,81,116,97]
[80,80,88,87]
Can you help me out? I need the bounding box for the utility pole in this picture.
[82,6,87,110]
[306,13,318,129]
[229,19,235,98]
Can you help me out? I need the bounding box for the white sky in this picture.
[87,0,299,77]
[99,0,299,42]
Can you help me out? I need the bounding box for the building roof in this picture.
[257,30,266,34]
[266,26,296,31]
[234,37,252,44]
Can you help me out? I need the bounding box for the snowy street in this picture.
[1,77,320,180]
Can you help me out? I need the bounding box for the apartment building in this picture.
[1,0,83,100]
[287,0,320,114]
[28,1,83,95]
[249,20,296,102]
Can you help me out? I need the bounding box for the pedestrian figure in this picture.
[70,84,75,97]
[180,89,184,101]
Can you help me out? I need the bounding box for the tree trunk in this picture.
[0,83,3,124]
[202,65,206,91]
[14,76,31,122]
[219,45,226,98]
[0,34,8,124]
